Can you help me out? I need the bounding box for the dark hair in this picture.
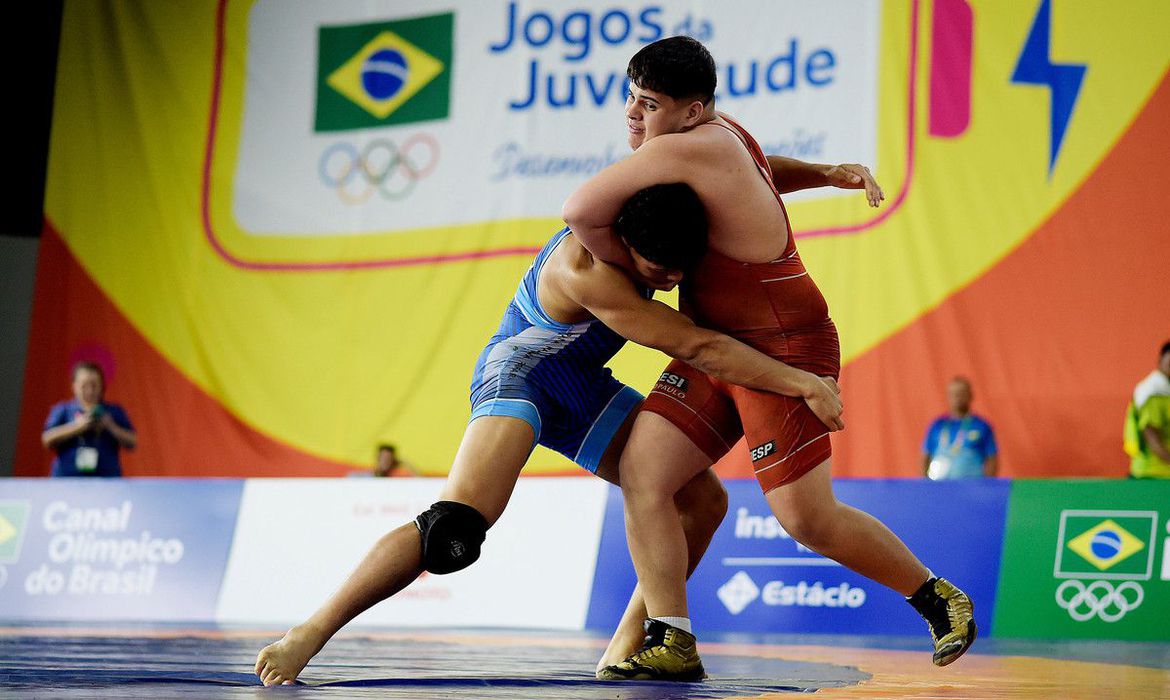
[627,36,716,104]
[615,183,707,272]
[72,361,104,383]
[1161,341,1170,358]
[377,443,397,454]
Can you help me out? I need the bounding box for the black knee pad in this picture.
[415,501,488,574]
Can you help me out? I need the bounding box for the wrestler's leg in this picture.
[592,411,718,680]
[595,418,726,670]
[767,459,976,665]
[255,416,534,686]
[617,411,717,623]
[765,459,929,595]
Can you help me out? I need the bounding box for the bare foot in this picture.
[595,628,644,677]
[254,624,326,686]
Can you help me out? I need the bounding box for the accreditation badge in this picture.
[75,446,99,472]
[927,456,953,481]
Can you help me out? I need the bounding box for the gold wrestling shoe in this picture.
[907,577,977,666]
[596,619,705,681]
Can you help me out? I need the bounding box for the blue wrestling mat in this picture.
[3,626,1168,698]
[0,627,867,698]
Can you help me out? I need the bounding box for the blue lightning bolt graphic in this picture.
[1011,0,1087,176]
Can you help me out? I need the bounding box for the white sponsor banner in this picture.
[216,478,608,628]
[0,481,241,623]
[234,0,881,235]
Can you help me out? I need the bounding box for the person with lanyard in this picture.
[923,376,998,479]
[1125,340,1170,479]
[41,361,137,477]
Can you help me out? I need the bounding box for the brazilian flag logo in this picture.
[1065,519,1145,572]
[315,13,453,132]
[1057,512,1155,578]
[0,501,30,563]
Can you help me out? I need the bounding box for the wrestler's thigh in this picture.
[765,458,835,515]
[594,406,639,487]
[440,415,535,526]
[732,388,833,493]
[618,411,717,497]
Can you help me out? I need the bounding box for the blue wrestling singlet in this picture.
[469,228,643,472]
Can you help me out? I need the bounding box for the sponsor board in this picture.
[216,478,608,628]
[0,480,242,622]
[994,481,1169,641]
[229,0,881,238]
[587,479,1008,635]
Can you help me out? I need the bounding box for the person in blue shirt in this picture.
[41,361,137,477]
[922,376,998,479]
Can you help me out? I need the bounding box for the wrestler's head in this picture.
[614,182,707,291]
[624,36,716,149]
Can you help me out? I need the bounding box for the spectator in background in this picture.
[41,361,136,477]
[922,376,998,479]
[1126,341,1170,479]
[374,443,418,477]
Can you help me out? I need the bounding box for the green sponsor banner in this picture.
[994,480,1170,641]
[315,13,453,132]
[0,500,31,563]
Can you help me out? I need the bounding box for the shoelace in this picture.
[925,594,971,641]
[620,631,673,667]
[947,596,973,629]
[629,645,666,664]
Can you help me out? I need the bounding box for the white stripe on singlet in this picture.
[753,432,830,474]
[760,271,809,283]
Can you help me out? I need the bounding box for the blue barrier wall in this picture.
[586,479,1010,635]
[10,477,1160,642]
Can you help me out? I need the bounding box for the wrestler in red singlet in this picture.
[641,116,839,493]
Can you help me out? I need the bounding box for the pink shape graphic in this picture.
[795,0,922,240]
[929,0,973,138]
[68,342,118,385]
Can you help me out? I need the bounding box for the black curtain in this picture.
[3,0,63,238]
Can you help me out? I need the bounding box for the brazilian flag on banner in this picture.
[315,13,453,132]
[993,481,1170,642]
[0,501,30,563]
[1058,515,1153,577]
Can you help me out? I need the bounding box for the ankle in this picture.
[651,616,692,633]
[287,621,330,652]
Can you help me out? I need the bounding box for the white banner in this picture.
[216,477,609,628]
[234,0,881,235]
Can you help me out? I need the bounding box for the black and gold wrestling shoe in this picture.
[596,619,705,681]
[908,577,977,666]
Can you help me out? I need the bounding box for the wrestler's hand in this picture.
[825,163,884,208]
[804,375,844,432]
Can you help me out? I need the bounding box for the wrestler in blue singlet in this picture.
[469,228,645,472]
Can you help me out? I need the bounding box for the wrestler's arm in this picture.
[765,155,884,207]
[562,135,698,268]
[568,262,843,430]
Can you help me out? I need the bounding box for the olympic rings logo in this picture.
[1055,580,1144,623]
[318,134,439,204]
